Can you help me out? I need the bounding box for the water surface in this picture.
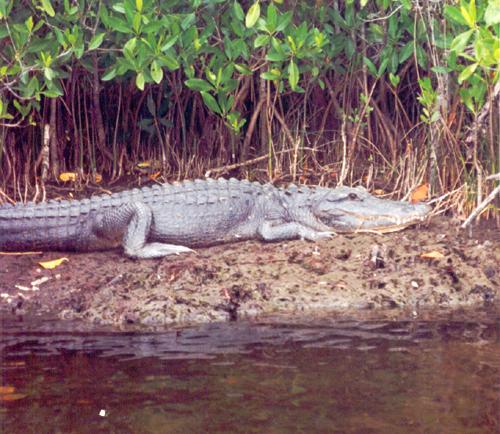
[1,312,498,433]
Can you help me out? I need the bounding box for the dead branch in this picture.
[461,184,500,229]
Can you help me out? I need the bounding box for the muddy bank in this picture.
[0,217,498,327]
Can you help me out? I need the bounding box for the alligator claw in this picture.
[126,243,194,259]
[175,247,196,255]
[312,231,336,240]
[299,229,336,242]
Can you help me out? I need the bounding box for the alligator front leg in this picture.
[97,203,193,259]
[257,221,334,242]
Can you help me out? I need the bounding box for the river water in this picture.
[1,311,498,433]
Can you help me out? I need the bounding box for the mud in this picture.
[0,217,498,327]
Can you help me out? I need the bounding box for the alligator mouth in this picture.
[350,221,424,234]
[329,209,430,234]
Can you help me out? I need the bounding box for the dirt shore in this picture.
[0,217,498,327]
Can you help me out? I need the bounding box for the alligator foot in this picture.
[258,222,336,242]
[125,243,194,259]
[306,231,336,241]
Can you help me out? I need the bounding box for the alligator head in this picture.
[311,186,431,233]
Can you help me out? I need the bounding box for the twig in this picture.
[0,251,43,255]
[486,172,500,181]
[461,185,500,229]
[0,189,16,204]
[205,150,291,177]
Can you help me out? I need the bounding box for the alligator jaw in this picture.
[312,187,432,234]
[332,209,430,234]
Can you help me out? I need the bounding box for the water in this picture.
[1,312,498,433]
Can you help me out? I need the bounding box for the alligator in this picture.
[0,178,430,258]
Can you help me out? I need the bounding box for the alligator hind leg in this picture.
[98,203,193,259]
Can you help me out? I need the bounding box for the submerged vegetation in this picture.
[0,0,498,218]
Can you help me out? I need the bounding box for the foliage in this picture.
[0,0,498,212]
[0,1,496,120]
[445,0,500,114]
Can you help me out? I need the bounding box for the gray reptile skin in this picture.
[0,178,431,258]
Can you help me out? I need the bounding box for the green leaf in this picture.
[133,12,142,33]
[13,99,32,117]
[218,93,232,114]
[74,43,85,59]
[460,88,476,114]
[112,3,126,13]
[261,70,281,80]
[40,0,55,17]
[288,59,299,90]
[468,0,476,25]
[254,34,269,48]
[430,111,441,123]
[431,66,450,74]
[399,41,414,63]
[25,16,33,32]
[0,2,6,19]
[363,57,377,76]
[136,0,143,13]
[185,78,215,92]
[89,33,105,50]
[389,73,400,87]
[44,67,55,81]
[43,82,63,97]
[200,91,222,115]
[233,1,244,21]
[124,37,137,60]
[101,67,117,81]
[205,68,217,86]
[0,25,8,39]
[158,54,179,70]
[267,3,278,33]
[400,0,411,10]
[234,63,252,75]
[221,64,234,84]
[147,93,156,116]
[142,20,164,34]
[458,62,478,83]
[370,23,384,42]
[450,29,474,53]
[266,50,286,62]
[390,50,399,73]
[136,71,145,90]
[107,16,130,33]
[246,2,260,28]
[345,38,355,58]
[377,58,388,77]
[484,0,500,26]
[181,13,196,30]
[469,79,486,101]
[161,34,178,52]
[99,4,110,26]
[460,2,476,28]
[150,60,163,84]
[444,5,468,26]
[275,11,292,32]
[26,76,40,97]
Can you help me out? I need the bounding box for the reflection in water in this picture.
[1,314,498,433]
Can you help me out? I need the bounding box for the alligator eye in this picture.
[348,192,359,200]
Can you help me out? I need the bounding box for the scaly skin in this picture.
[0,178,431,258]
